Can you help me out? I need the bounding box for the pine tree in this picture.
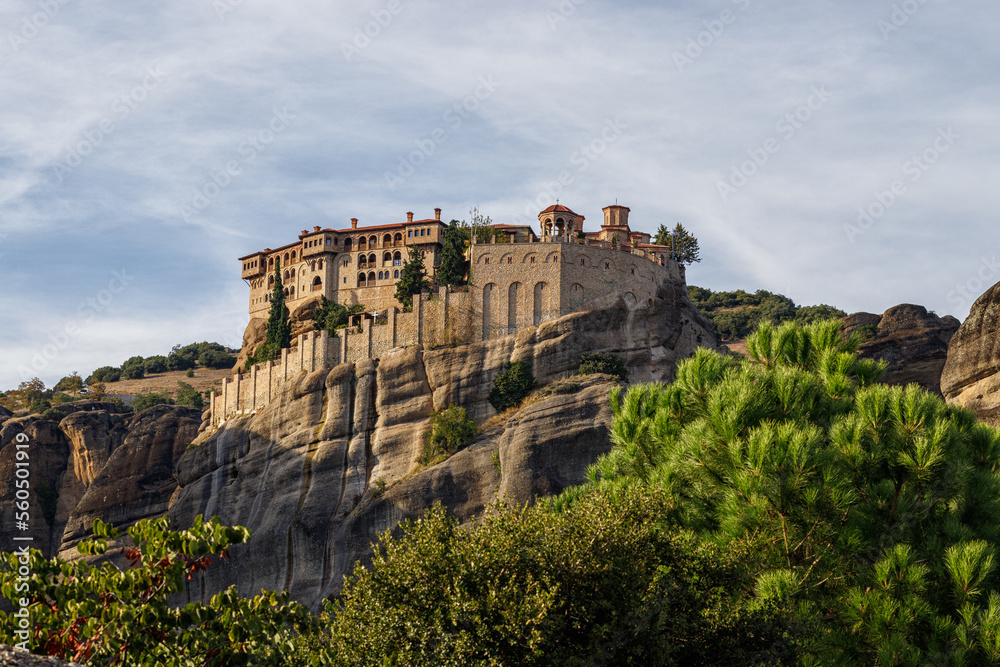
[261,258,291,360]
[654,223,701,265]
[394,246,430,308]
[436,220,469,287]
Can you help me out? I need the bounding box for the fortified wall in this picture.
[213,202,683,426]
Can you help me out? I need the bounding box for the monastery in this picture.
[239,203,680,339]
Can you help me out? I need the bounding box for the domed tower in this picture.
[538,204,585,239]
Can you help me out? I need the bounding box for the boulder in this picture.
[941,282,1000,423]
[844,304,959,395]
[0,646,81,666]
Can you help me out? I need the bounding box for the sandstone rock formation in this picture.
[942,282,1000,424]
[843,304,959,395]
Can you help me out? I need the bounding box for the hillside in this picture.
[687,285,846,340]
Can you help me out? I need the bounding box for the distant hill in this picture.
[687,286,846,340]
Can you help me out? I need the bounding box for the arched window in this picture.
[393,251,402,266]
[580,258,585,266]
[290,268,296,278]
[394,232,402,245]
[369,235,377,248]
[290,286,295,295]
[358,273,367,287]
[283,270,289,281]
[368,271,376,284]
[312,276,322,291]
[344,238,353,252]
[383,233,392,246]
[368,253,376,265]
[358,237,367,250]
[267,275,274,287]
[378,271,384,280]
[570,283,586,308]
[394,269,400,278]
[318,259,323,269]
[291,250,296,260]
[383,251,392,264]
[284,252,289,263]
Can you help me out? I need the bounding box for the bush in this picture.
[132,392,174,413]
[143,355,169,373]
[175,381,203,410]
[186,369,195,378]
[122,355,144,370]
[197,349,234,369]
[166,353,196,372]
[53,372,83,394]
[87,366,121,384]
[488,361,536,413]
[578,352,628,382]
[41,408,66,423]
[120,364,145,380]
[422,405,477,465]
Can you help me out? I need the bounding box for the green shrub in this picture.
[174,381,203,410]
[120,364,145,380]
[143,355,169,373]
[186,369,195,378]
[166,353,196,372]
[422,404,477,465]
[41,408,66,422]
[53,372,83,394]
[578,352,628,382]
[370,478,388,498]
[28,399,50,415]
[488,361,536,413]
[197,349,234,369]
[87,366,121,384]
[132,392,174,413]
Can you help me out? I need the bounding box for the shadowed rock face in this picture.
[942,282,1000,424]
[843,304,960,396]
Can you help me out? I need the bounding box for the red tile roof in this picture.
[539,204,577,215]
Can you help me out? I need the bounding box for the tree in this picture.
[326,491,791,665]
[421,404,477,465]
[488,361,536,413]
[257,258,292,362]
[436,220,469,287]
[0,516,318,665]
[578,352,628,382]
[312,296,364,333]
[469,207,495,244]
[132,392,174,413]
[54,372,84,394]
[142,356,169,373]
[587,318,1000,662]
[88,382,107,401]
[655,223,701,265]
[394,246,430,309]
[175,381,204,410]
[197,349,234,369]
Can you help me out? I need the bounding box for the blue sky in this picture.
[1,0,997,389]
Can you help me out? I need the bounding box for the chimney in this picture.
[301,230,308,236]
[351,218,358,229]
[406,211,414,223]
[313,225,321,232]
[434,207,441,221]
[264,248,271,253]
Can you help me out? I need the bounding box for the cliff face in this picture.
[169,282,713,609]
[1,280,712,610]
[843,304,960,396]
[941,282,1000,424]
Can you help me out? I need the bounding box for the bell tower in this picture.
[538,203,584,239]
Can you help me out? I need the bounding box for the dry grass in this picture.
[99,367,233,397]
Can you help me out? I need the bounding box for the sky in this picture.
[1,0,997,390]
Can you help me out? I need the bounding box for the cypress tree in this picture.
[394,246,430,308]
[436,220,469,287]
[262,258,292,360]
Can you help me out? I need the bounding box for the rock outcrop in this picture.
[843,304,959,395]
[0,646,80,666]
[941,282,1000,424]
[2,278,712,611]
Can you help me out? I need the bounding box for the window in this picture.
[408,230,412,237]
[318,259,323,269]
[326,238,331,245]
[394,270,399,278]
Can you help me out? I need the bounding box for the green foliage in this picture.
[175,381,204,410]
[492,450,502,476]
[578,352,629,382]
[166,352,196,372]
[655,222,701,265]
[688,285,847,340]
[132,392,175,413]
[87,366,121,384]
[370,478,388,498]
[257,259,292,364]
[436,219,469,286]
[53,372,83,394]
[422,404,477,466]
[186,368,195,378]
[587,318,1000,663]
[142,355,168,373]
[312,296,364,335]
[0,516,318,665]
[394,246,430,308]
[41,408,66,423]
[468,206,496,244]
[121,364,145,380]
[197,349,234,369]
[488,361,536,413]
[326,490,792,665]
